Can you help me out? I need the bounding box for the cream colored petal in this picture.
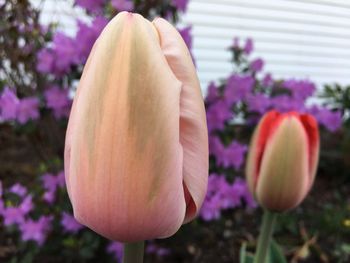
[256,116,310,211]
[152,18,209,223]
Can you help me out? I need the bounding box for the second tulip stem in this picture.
[122,241,144,263]
[254,210,277,263]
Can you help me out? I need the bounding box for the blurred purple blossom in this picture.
[271,95,305,112]
[41,171,66,204]
[75,0,104,13]
[2,207,26,226]
[9,183,27,197]
[76,17,108,62]
[206,99,232,133]
[243,38,253,55]
[250,58,264,72]
[209,137,247,170]
[44,86,71,118]
[224,75,255,105]
[61,212,83,233]
[215,140,248,170]
[36,49,55,74]
[205,82,219,104]
[246,93,270,114]
[111,0,134,11]
[283,79,315,101]
[179,26,192,50]
[200,175,255,221]
[172,0,189,12]
[262,73,273,86]
[52,33,79,74]
[308,106,342,132]
[0,88,19,121]
[146,243,171,257]
[19,215,53,246]
[16,97,40,124]
[19,195,34,214]
[107,241,123,261]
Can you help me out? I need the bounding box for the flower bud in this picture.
[64,12,208,242]
[246,110,319,212]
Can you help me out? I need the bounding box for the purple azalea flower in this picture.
[200,175,257,221]
[206,99,232,133]
[19,215,53,246]
[215,141,247,170]
[2,194,33,226]
[111,0,133,11]
[75,17,108,62]
[9,183,27,197]
[200,194,222,221]
[246,93,270,114]
[271,95,305,112]
[56,171,66,188]
[0,199,4,215]
[0,87,19,121]
[44,86,71,118]
[41,173,58,191]
[19,195,34,214]
[262,73,273,86]
[250,58,264,72]
[2,207,26,226]
[308,106,342,132]
[172,0,189,12]
[205,82,219,104]
[36,48,55,74]
[41,171,65,203]
[244,38,253,55]
[0,180,2,197]
[232,178,257,208]
[224,75,255,105]
[52,33,79,74]
[16,97,40,124]
[43,189,56,204]
[107,242,124,261]
[146,243,171,257]
[61,212,83,233]
[283,79,315,101]
[179,26,192,50]
[75,0,104,13]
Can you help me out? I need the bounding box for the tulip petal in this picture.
[245,110,280,194]
[256,116,309,211]
[299,114,320,188]
[66,12,188,242]
[153,18,209,222]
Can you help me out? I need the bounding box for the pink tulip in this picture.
[64,12,208,242]
[246,110,319,212]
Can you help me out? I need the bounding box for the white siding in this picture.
[181,0,350,91]
[31,0,350,91]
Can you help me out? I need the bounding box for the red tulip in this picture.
[64,12,208,242]
[246,110,319,211]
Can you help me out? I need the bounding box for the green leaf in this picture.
[239,243,255,263]
[269,239,287,263]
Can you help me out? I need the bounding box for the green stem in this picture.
[122,241,144,263]
[254,210,277,263]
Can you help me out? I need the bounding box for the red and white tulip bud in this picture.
[246,110,319,212]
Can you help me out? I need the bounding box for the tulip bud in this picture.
[246,110,319,212]
[64,12,208,242]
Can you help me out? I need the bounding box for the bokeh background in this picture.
[0,0,349,262]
